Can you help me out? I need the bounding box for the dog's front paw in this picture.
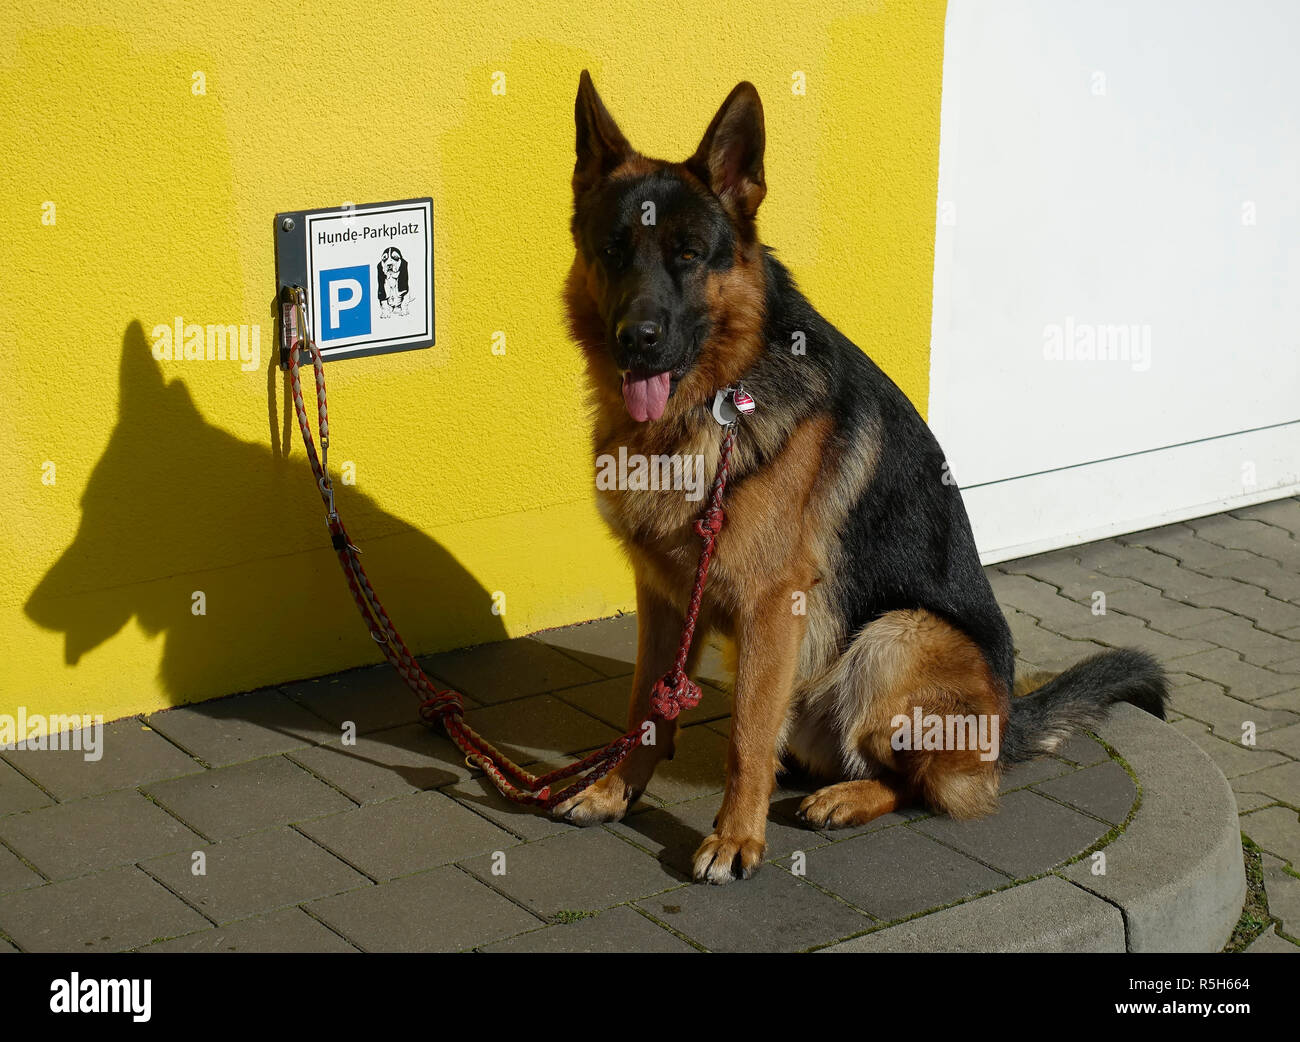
[551,773,636,825]
[692,832,765,885]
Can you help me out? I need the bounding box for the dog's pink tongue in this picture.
[621,370,671,422]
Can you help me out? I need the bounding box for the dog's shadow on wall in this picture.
[24,322,728,838]
[24,322,512,776]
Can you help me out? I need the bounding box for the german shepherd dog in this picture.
[558,72,1167,884]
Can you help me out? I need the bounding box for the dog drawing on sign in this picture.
[377,247,410,317]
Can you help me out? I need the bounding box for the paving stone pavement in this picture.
[1,501,1297,952]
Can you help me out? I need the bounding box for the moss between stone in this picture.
[549,909,598,925]
[1222,835,1271,952]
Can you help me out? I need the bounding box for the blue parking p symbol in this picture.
[318,265,371,340]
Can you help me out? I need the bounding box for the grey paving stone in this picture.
[987,571,1083,623]
[821,876,1125,953]
[1007,619,1109,673]
[1178,616,1299,666]
[1003,606,1042,647]
[0,789,202,880]
[1267,689,1300,724]
[999,555,1115,603]
[282,663,460,735]
[143,756,354,839]
[0,759,52,815]
[529,615,637,677]
[1255,721,1300,758]
[693,636,733,690]
[1171,535,1269,575]
[1172,649,1294,700]
[1182,582,1300,635]
[1233,497,1300,537]
[287,723,471,804]
[1046,612,1216,663]
[1194,555,1300,604]
[1188,515,1297,566]
[296,791,516,880]
[1170,681,1297,738]
[999,756,1075,791]
[1082,544,1229,597]
[1263,658,1300,679]
[479,904,697,953]
[1260,852,1300,938]
[1017,563,1237,636]
[0,719,200,802]
[462,695,622,765]
[0,865,209,952]
[142,827,370,924]
[1068,537,1140,569]
[1229,783,1277,814]
[914,789,1108,877]
[0,843,42,893]
[557,675,730,729]
[1111,594,1235,638]
[1172,719,1287,778]
[307,865,541,952]
[642,726,729,806]
[145,688,336,766]
[608,793,827,876]
[1034,762,1137,826]
[1054,733,1110,766]
[1013,654,1051,681]
[791,826,1007,921]
[1061,704,1246,952]
[141,907,358,952]
[1244,925,1300,952]
[636,865,869,952]
[1119,522,1223,559]
[1239,806,1300,865]
[1232,760,1300,806]
[419,638,601,705]
[460,827,680,917]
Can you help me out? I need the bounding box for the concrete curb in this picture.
[821,876,1125,952]
[823,703,1245,952]
[1060,702,1246,952]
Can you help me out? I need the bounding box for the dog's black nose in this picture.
[617,320,662,354]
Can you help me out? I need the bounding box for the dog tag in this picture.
[711,385,757,425]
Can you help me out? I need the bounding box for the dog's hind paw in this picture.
[692,832,765,885]
[796,779,905,829]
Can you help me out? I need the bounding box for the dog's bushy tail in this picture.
[999,648,1168,765]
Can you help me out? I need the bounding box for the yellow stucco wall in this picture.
[1,0,947,722]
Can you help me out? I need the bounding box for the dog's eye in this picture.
[603,246,621,263]
[678,248,699,263]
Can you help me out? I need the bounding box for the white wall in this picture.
[929,0,1300,562]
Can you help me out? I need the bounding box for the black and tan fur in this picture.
[556,72,1167,884]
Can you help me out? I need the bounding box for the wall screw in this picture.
[281,217,296,232]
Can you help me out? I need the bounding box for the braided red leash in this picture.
[283,293,736,811]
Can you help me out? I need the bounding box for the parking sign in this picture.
[274,198,434,361]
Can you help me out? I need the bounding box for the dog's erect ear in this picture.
[687,82,766,220]
[574,70,632,196]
